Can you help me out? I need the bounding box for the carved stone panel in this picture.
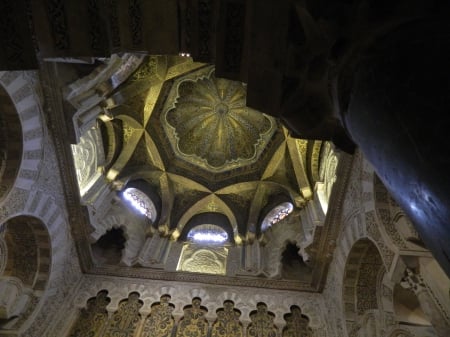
[141,294,175,337]
[104,292,143,337]
[68,290,110,337]
[177,244,228,275]
[282,306,312,337]
[247,303,278,337]
[211,300,243,337]
[176,297,209,337]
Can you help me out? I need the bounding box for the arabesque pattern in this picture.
[165,69,276,171]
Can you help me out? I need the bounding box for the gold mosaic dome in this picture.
[163,68,276,172]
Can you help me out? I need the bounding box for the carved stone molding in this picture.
[72,275,326,330]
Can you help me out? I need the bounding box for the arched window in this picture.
[186,224,229,244]
[176,213,233,276]
[123,187,157,222]
[260,202,293,232]
[120,180,161,224]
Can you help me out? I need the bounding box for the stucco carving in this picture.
[141,294,175,337]
[92,208,147,266]
[71,127,105,197]
[1,69,83,337]
[163,67,276,172]
[317,142,339,213]
[176,297,209,337]
[1,50,448,337]
[261,213,304,278]
[211,300,243,337]
[178,244,227,275]
[282,305,312,337]
[247,302,278,337]
[73,275,325,329]
[103,292,143,337]
[68,290,110,337]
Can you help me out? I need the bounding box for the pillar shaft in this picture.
[342,19,450,277]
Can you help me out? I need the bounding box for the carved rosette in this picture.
[163,69,276,172]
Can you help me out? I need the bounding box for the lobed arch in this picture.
[261,220,305,278]
[67,271,327,331]
[329,153,445,337]
[92,210,146,266]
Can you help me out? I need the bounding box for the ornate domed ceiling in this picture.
[100,57,311,235]
[162,67,276,172]
[62,55,342,291]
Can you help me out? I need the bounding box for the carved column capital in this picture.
[400,268,426,294]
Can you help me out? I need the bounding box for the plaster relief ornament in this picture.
[104,292,143,337]
[163,68,276,172]
[142,295,175,337]
[282,306,312,337]
[68,290,110,337]
[211,300,244,337]
[247,302,278,337]
[71,130,99,192]
[176,297,209,337]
